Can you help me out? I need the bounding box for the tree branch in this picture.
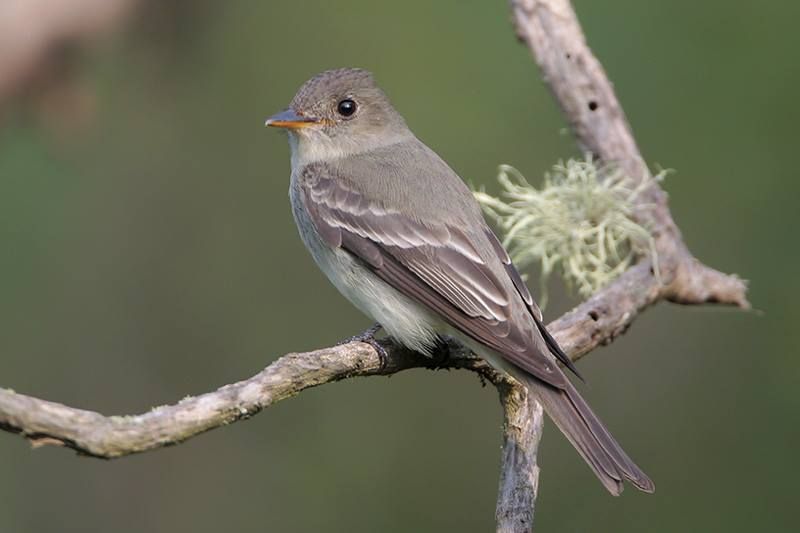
[0,1,749,532]
[0,341,479,457]
[495,379,543,533]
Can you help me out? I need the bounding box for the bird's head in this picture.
[266,68,411,163]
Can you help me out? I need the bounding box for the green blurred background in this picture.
[0,1,797,531]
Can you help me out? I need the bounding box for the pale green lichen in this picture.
[474,156,662,308]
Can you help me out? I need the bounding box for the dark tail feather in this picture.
[526,376,655,495]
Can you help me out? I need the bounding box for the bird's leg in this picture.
[431,335,452,368]
[337,323,389,369]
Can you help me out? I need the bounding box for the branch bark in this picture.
[495,379,543,532]
[0,1,749,532]
[0,341,489,457]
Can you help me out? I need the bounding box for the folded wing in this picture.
[298,163,570,388]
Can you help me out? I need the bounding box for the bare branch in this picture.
[494,1,748,527]
[0,341,493,458]
[1,250,741,461]
[495,381,543,533]
[505,0,748,527]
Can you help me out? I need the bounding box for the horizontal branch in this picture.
[0,244,741,459]
[0,341,487,457]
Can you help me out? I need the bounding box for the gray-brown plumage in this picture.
[267,67,654,495]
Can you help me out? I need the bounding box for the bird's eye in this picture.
[337,99,357,117]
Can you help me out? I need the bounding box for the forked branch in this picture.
[0,1,748,532]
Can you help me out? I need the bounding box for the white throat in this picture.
[288,128,412,170]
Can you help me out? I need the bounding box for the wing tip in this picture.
[600,462,655,496]
[630,474,656,494]
[535,319,584,381]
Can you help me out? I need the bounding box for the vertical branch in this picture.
[508,0,684,255]
[495,380,544,532]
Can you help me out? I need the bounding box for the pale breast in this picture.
[289,170,442,355]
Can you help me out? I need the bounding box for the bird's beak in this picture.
[265,109,319,129]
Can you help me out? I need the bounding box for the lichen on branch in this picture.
[474,157,663,307]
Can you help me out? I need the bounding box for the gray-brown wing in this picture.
[483,229,583,379]
[298,164,569,389]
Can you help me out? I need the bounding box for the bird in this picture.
[266,67,654,495]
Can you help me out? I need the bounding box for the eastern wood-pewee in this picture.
[266,68,654,495]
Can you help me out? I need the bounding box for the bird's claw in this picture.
[337,323,389,370]
[431,335,452,369]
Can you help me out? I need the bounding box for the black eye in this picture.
[337,99,357,117]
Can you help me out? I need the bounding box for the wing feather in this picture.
[299,164,569,388]
[483,228,582,379]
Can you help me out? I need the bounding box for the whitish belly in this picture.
[289,179,442,355]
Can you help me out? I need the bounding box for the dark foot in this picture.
[431,335,452,368]
[338,323,389,369]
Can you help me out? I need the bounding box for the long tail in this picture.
[524,375,655,495]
